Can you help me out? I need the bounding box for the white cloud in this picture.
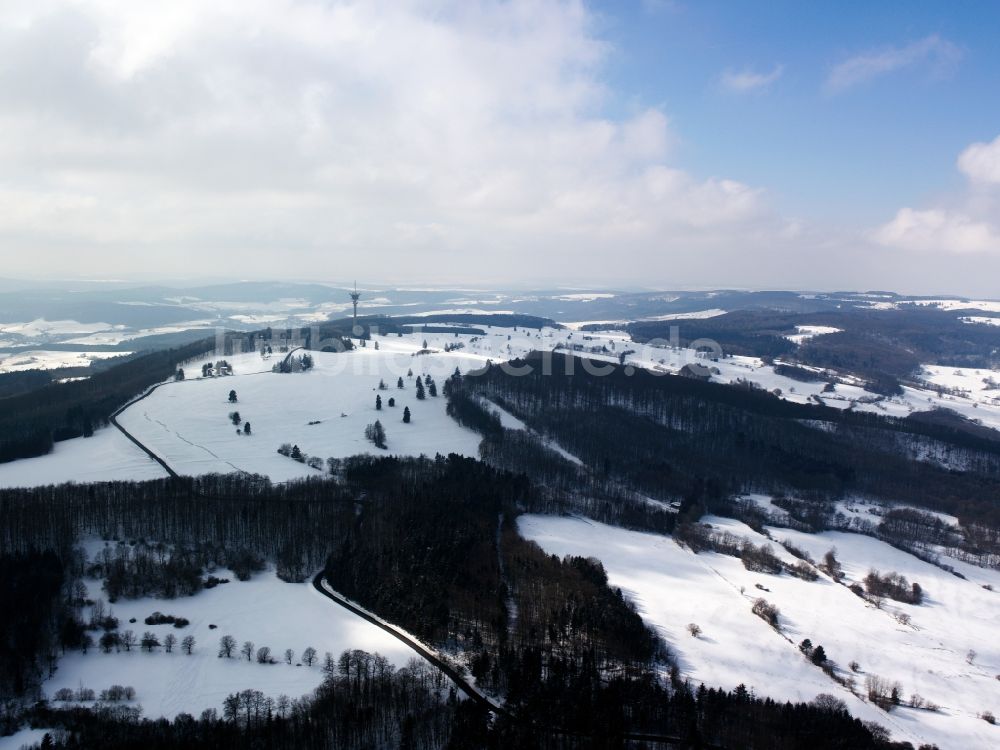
[958,133,1000,185]
[719,65,783,93]
[0,0,795,285]
[871,208,1000,254]
[826,35,960,92]
[873,132,1000,258]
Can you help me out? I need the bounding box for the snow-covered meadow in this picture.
[519,514,1000,749]
[45,566,414,719]
[0,428,166,489]
[0,350,132,374]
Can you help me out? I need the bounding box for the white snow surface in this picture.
[0,428,167,488]
[785,325,842,344]
[0,319,113,337]
[0,728,53,750]
[5,323,1000,488]
[0,350,132,373]
[114,337,498,480]
[519,514,1000,750]
[44,568,414,720]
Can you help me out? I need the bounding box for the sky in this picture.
[1,0,999,295]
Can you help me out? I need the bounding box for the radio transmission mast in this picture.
[350,281,361,335]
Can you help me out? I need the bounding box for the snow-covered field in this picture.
[3,321,999,488]
[45,567,414,719]
[0,428,166,489]
[2,320,999,491]
[0,319,113,338]
[0,350,132,373]
[519,514,1000,750]
[110,326,627,481]
[114,337,492,481]
[784,325,842,344]
[0,728,51,750]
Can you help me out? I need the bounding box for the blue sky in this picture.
[595,0,1000,222]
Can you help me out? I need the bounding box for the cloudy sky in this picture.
[1,0,999,294]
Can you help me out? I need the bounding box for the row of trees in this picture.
[87,629,195,655]
[216,634,317,667]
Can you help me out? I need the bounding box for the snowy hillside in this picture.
[5,319,1000,492]
[519,514,1000,749]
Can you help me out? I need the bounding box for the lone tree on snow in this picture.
[229,389,238,403]
[375,394,382,410]
[218,635,237,658]
[388,397,395,407]
[365,420,387,449]
[403,406,411,423]
[243,422,251,435]
[397,377,404,389]
[230,411,241,426]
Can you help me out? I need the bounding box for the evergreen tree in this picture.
[811,645,827,665]
[175,369,185,381]
[415,379,426,400]
[243,422,251,435]
[375,395,382,410]
[228,390,238,403]
[364,421,387,449]
[428,381,437,397]
[403,406,411,423]
[388,397,395,407]
[291,445,303,462]
[397,377,404,389]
